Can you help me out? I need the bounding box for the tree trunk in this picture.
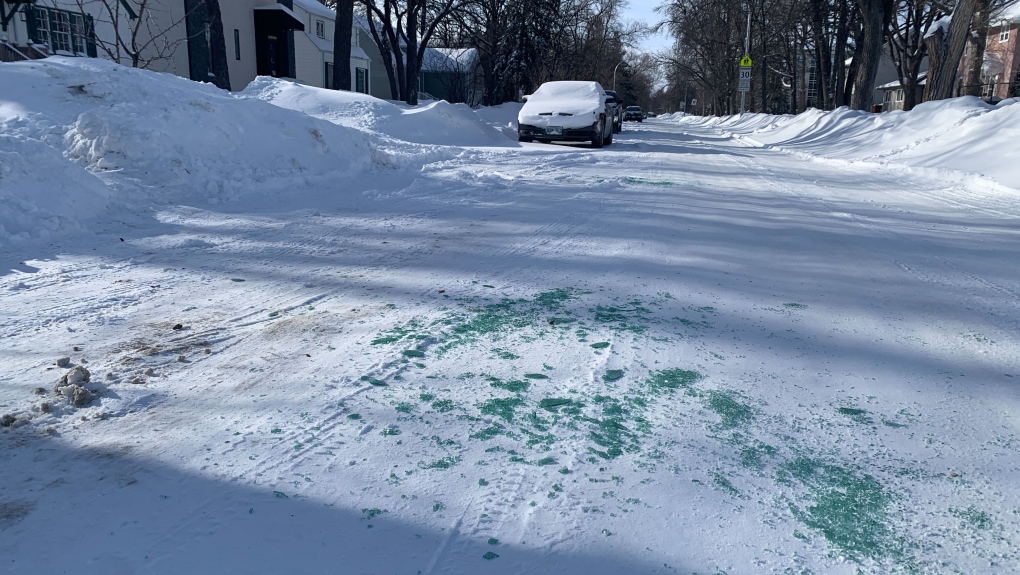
[850,0,887,110]
[810,0,833,109]
[405,0,419,105]
[332,1,354,90]
[832,0,851,107]
[963,0,990,97]
[206,0,230,90]
[924,0,979,101]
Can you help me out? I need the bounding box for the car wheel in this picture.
[605,129,613,145]
[591,117,605,148]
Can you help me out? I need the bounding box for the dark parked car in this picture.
[624,105,644,122]
[604,90,623,133]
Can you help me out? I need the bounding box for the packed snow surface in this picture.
[2,59,1019,575]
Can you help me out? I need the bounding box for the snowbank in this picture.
[242,77,514,147]
[0,57,376,243]
[677,98,1020,190]
[0,135,110,242]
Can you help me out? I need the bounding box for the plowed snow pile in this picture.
[242,77,514,147]
[0,57,375,243]
[674,98,1020,190]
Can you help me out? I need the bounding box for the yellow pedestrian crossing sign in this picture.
[740,55,753,67]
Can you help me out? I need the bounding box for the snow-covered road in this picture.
[3,116,1019,574]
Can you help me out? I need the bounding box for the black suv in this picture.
[604,90,623,133]
[624,105,644,122]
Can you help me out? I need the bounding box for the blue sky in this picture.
[624,0,672,53]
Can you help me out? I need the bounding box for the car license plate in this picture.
[546,126,562,135]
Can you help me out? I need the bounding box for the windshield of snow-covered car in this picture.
[528,81,604,103]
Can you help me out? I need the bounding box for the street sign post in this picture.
[738,54,752,113]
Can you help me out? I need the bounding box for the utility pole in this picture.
[740,9,751,113]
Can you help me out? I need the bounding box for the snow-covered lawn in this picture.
[2,59,1019,574]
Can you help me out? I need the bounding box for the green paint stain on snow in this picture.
[483,551,499,560]
[487,537,500,545]
[362,508,387,520]
[346,414,361,420]
[371,324,419,345]
[783,457,898,563]
[479,397,524,422]
[524,373,549,380]
[360,376,387,386]
[395,402,415,413]
[273,491,288,498]
[431,399,455,412]
[709,471,742,499]
[488,377,529,393]
[478,478,489,486]
[837,407,873,425]
[535,456,557,466]
[603,369,624,382]
[783,302,808,309]
[706,390,754,428]
[539,398,572,412]
[380,427,401,436]
[590,342,610,349]
[402,349,425,358]
[739,442,777,470]
[419,393,435,402]
[491,348,519,360]
[230,278,245,282]
[646,368,702,395]
[421,456,461,470]
[470,423,505,440]
[950,506,992,530]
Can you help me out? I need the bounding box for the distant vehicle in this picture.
[604,89,623,133]
[645,111,657,118]
[624,105,644,122]
[518,81,614,148]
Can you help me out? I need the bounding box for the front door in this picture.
[265,36,278,77]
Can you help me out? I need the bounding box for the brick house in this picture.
[957,4,1020,100]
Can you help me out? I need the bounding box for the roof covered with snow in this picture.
[420,48,478,73]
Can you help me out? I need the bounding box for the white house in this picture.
[1,0,371,93]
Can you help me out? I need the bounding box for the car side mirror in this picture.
[522,95,529,102]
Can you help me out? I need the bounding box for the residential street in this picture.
[3,96,1020,574]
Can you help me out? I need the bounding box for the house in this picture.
[420,47,481,105]
[877,73,926,111]
[290,0,370,91]
[1,0,371,93]
[957,4,1020,100]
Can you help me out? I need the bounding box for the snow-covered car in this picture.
[518,81,614,147]
[624,105,644,122]
[604,89,623,133]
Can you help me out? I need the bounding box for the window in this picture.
[1000,27,1010,43]
[324,62,334,88]
[234,29,241,60]
[29,6,91,56]
[356,67,368,93]
[316,20,325,38]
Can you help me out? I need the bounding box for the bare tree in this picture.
[924,0,980,100]
[75,0,194,70]
[888,0,939,110]
[850,0,894,110]
[332,0,354,90]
